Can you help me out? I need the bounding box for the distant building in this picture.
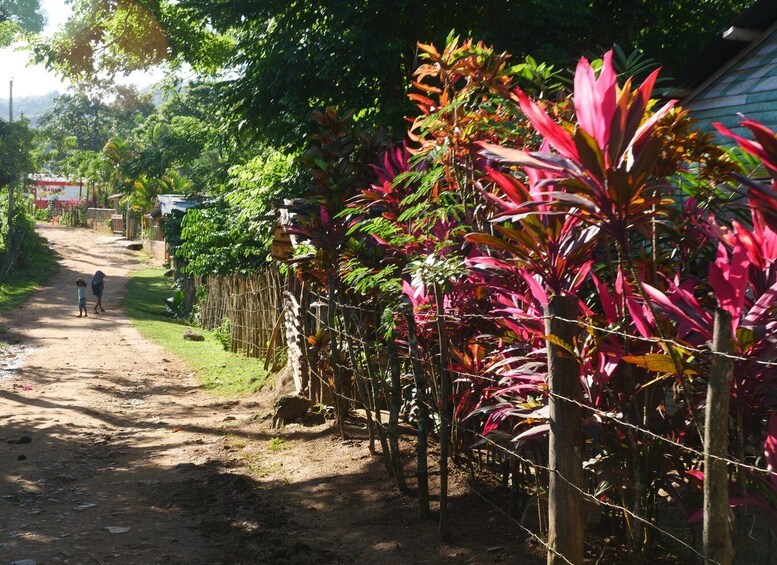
[146,194,211,239]
[679,0,777,140]
[28,176,85,209]
[155,194,205,217]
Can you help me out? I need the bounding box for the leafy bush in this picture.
[0,201,59,309]
[32,207,51,221]
[176,198,268,276]
[226,146,303,245]
[164,289,184,317]
[213,317,231,350]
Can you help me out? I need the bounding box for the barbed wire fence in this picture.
[190,267,777,564]
[294,286,777,565]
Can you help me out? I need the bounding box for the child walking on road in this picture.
[92,270,106,313]
[76,278,88,318]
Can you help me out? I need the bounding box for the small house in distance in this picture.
[28,176,85,209]
[144,194,209,263]
[679,0,777,140]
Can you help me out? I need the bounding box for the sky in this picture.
[0,0,164,98]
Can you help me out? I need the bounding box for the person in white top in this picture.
[76,278,88,318]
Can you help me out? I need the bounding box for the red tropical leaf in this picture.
[512,87,579,160]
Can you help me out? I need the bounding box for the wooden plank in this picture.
[745,89,777,104]
[687,94,747,113]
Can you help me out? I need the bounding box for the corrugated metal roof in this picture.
[157,194,207,216]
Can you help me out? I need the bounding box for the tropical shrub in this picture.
[175,198,268,276]
[290,35,777,562]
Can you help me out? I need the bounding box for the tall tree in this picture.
[0,117,35,271]
[37,87,154,171]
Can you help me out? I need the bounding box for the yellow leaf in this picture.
[545,334,577,359]
[621,353,677,373]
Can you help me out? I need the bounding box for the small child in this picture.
[92,270,106,313]
[76,278,88,318]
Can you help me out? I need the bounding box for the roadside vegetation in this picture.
[0,214,58,313]
[2,0,772,562]
[122,267,269,396]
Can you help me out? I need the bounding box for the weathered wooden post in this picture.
[327,272,347,439]
[404,295,430,518]
[545,295,583,565]
[387,334,411,496]
[435,283,452,538]
[704,309,734,565]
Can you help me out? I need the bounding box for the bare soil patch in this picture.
[0,225,541,565]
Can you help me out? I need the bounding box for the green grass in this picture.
[267,437,287,452]
[0,236,59,313]
[123,267,270,396]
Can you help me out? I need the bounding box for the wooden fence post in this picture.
[434,283,451,538]
[704,309,734,565]
[327,272,347,439]
[387,334,412,496]
[404,294,430,519]
[545,295,583,565]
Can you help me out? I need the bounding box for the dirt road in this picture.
[0,225,234,563]
[0,225,535,565]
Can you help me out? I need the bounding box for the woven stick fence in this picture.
[198,268,286,363]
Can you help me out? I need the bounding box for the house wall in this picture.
[685,25,777,139]
[86,208,114,232]
[141,238,167,265]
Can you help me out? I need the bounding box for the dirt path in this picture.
[0,225,232,564]
[0,225,538,565]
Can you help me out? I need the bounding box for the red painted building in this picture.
[28,177,86,209]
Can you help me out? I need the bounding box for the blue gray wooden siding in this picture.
[685,26,777,141]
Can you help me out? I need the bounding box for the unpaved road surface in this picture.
[0,225,537,565]
[0,225,229,564]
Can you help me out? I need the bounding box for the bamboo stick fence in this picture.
[198,269,286,365]
[191,265,777,564]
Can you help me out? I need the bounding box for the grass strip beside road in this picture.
[123,267,269,396]
[0,235,59,314]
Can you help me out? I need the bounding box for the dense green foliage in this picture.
[35,0,756,146]
[0,117,34,187]
[176,199,269,276]
[24,0,758,278]
[0,203,58,309]
[0,0,44,46]
[0,117,40,274]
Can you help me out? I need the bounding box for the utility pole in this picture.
[5,77,15,276]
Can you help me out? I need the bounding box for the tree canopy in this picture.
[35,0,757,145]
[0,0,44,45]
